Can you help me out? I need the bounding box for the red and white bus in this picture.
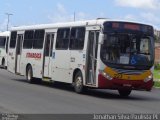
[7,19,155,96]
[0,31,10,68]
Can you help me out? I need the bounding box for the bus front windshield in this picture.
[100,33,154,70]
[0,37,6,48]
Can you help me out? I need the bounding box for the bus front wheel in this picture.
[2,59,6,69]
[26,66,34,83]
[74,71,84,94]
[118,89,132,97]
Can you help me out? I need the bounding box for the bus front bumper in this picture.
[98,74,154,91]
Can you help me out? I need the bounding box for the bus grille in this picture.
[112,68,147,75]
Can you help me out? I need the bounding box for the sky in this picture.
[0,0,160,31]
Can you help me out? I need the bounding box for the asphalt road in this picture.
[0,68,160,114]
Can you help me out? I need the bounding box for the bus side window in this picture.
[10,31,17,48]
[23,30,34,49]
[56,28,70,50]
[0,37,6,48]
[69,27,85,50]
[33,30,45,49]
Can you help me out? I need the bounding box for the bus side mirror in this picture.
[99,34,104,44]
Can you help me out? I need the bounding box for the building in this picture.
[154,29,160,63]
[155,43,160,63]
[154,29,160,43]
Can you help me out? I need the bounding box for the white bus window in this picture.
[56,28,70,50]
[33,30,45,49]
[10,31,17,48]
[69,27,85,50]
[23,30,34,49]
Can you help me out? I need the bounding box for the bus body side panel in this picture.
[52,49,72,83]
[70,50,86,83]
[0,48,5,65]
[0,53,2,65]
[19,50,25,76]
[7,48,16,73]
[0,48,7,66]
[0,35,9,67]
[0,48,7,65]
[20,49,44,78]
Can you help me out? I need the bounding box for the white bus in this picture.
[0,31,10,68]
[7,19,155,96]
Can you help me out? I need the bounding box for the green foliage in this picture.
[154,81,160,88]
[154,70,160,80]
[154,35,160,43]
[154,63,160,70]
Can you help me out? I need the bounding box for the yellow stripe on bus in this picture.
[104,67,151,81]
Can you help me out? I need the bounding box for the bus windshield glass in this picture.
[101,22,154,70]
[0,37,6,48]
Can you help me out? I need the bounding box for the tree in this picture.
[154,35,160,43]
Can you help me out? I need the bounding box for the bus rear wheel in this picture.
[118,89,132,97]
[74,71,84,94]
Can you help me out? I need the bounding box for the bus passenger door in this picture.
[15,34,23,74]
[43,33,54,78]
[86,31,99,85]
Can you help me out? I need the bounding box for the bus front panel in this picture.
[98,22,154,91]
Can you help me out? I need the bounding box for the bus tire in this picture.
[26,66,34,83]
[74,71,84,94]
[118,89,132,97]
[2,58,6,69]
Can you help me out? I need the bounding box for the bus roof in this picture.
[0,31,10,37]
[11,19,153,31]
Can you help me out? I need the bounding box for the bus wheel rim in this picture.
[76,77,82,89]
[27,69,31,81]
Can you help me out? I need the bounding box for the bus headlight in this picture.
[99,70,113,80]
[144,74,153,83]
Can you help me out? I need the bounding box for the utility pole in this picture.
[5,13,13,31]
[74,12,76,22]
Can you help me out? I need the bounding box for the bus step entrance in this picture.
[42,77,52,82]
[86,70,96,85]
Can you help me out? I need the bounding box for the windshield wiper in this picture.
[139,52,150,55]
